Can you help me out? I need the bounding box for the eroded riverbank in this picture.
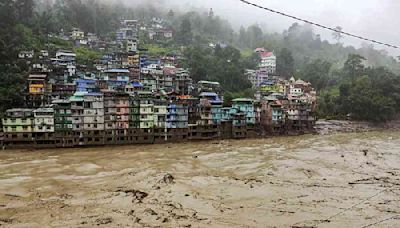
[0,131,400,227]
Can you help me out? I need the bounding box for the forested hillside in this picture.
[1,0,400,121]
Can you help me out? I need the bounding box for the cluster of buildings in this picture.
[246,48,277,88]
[144,17,174,41]
[1,23,317,149]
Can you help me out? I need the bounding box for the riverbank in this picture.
[2,120,400,150]
[315,119,400,135]
[1,131,399,227]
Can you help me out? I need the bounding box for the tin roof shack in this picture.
[32,108,56,148]
[53,99,74,147]
[28,74,51,108]
[2,109,34,148]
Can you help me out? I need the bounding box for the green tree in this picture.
[343,54,365,79]
[177,17,193,46]
[299,59,332,90]
[276,48,294,78]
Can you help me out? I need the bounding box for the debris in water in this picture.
[115,188,148,203]
[95,217,113,225]
[163,173,175,184]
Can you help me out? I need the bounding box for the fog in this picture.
[121,0,400,56]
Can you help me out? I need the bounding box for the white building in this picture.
[53,51,76,66]
[33,108,55,132]
[258,51,276,74]
[154,103,167,128]
[245,69,269,88]
[71,28,85,40]
[126,39,137,52]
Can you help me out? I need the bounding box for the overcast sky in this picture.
[125,0,400,56]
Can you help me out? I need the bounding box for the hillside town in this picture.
[1,19,317,149]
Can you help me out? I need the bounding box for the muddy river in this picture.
[0,131,400,227]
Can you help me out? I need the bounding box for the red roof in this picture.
[259,52,274,58]
[254,47,266,53]
[163,67,177,75]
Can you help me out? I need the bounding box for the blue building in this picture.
[167,102,188,129]
[232,98,255,125]
[199,92,223,124]
[75,79,97,93]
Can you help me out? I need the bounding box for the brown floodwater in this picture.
[0,131,400,227]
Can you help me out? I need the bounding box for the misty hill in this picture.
[1,0,400,121]
[32,0,400,73]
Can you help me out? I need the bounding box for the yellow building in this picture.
[28,74,47,95]
[128,54,139,66]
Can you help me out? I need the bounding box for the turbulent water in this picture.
[0,131,400,227]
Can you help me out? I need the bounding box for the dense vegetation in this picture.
[1,0,400,122]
